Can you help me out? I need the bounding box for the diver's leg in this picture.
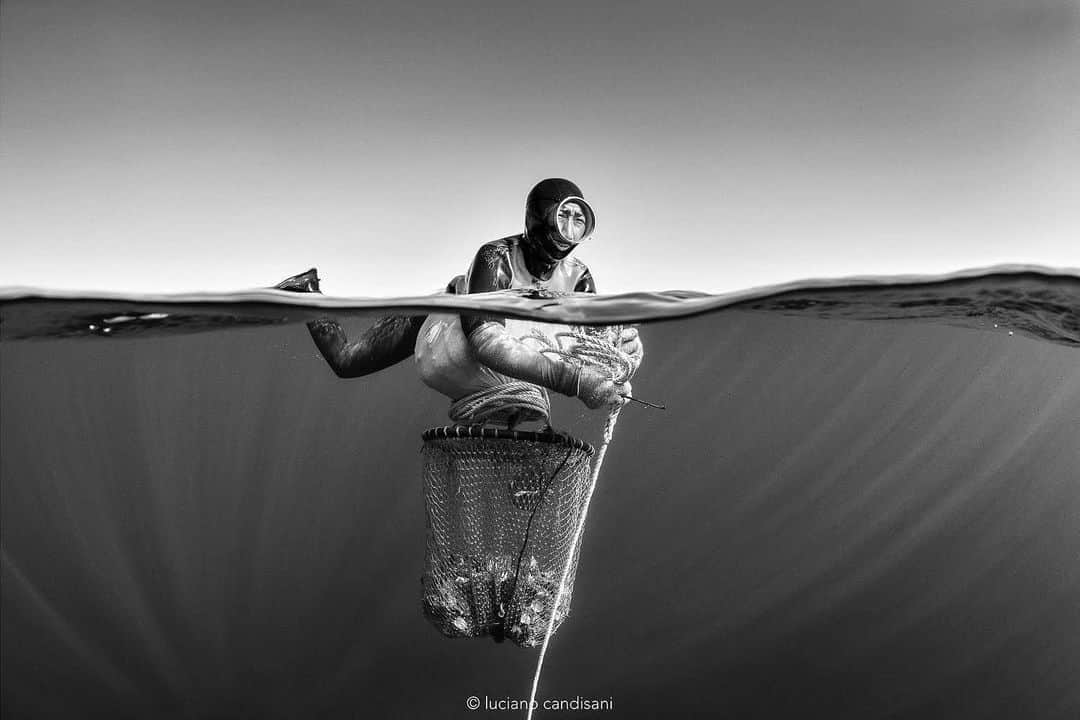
[287,271,462,379]
[307,315,425,378]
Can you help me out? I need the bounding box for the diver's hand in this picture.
[275,268,321,293]
[576,366,630,410]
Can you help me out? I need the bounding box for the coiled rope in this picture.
[448,381,551,426]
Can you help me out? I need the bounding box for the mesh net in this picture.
[420,426,595,647]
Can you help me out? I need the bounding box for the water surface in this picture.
[2,266,1078,718]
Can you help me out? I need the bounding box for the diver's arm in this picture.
[465,321,582,396]
[306,316,424,378]
[460,242,515,334]
[460,243,582,395]
[460,245,616,406]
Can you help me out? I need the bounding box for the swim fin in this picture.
[274,268,321,293]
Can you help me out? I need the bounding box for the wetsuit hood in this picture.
[522,178,595,274]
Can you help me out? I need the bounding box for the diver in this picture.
[276,178,643,418]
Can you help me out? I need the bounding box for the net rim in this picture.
[422,425,595,456]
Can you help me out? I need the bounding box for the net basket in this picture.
[420,425,595,647]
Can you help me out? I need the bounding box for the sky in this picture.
[1,0,1078,296]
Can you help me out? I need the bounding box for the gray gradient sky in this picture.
[1,0,1078,295]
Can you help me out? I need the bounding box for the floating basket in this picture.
[420,425,595,647]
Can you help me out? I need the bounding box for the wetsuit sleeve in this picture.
[460,242,514,336]
[460,244,581,397]
[307,315,424,378]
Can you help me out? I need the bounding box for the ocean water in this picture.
[1,267,1078,719]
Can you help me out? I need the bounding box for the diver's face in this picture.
[556,201,589,244]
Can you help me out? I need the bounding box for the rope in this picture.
[525,327,627,720]
[553,330,634,385]
[448,381,551,426]
[445,327,630,428]
[526,405,620,720]
[508,446,576,616]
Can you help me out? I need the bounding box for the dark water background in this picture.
[2,269,1079,719]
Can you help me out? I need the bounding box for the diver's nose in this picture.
[560,212,585,243]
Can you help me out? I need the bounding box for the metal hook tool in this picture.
[621,395,666,410]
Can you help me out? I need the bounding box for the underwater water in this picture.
[1,266,1079,719]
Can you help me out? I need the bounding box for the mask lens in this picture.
[557,201,589,244]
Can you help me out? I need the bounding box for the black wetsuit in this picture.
[305,179,596,392]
